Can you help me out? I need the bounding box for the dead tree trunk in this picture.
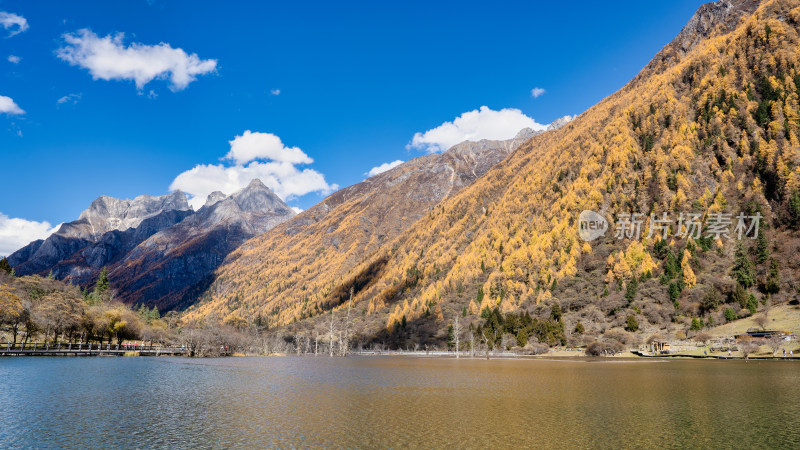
[343,286,353,357]
[329,308,336,357]
[453,314,462,359]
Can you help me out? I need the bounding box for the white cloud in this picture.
[366,160,404,177]
[8,55,20,64]
[225,130,312,165]
[291,206,303,214]
[531,87,546,98]
[0,95,24,115]
[171,132,337,209]
[408,106,547,153]
[0,213,60,257]
[270,89,280,96]
[57,29,217,91]
[0,12,28,37]
[57,93,82,105]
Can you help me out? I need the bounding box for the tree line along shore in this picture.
[1,258,797,359]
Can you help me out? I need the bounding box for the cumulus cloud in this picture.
[531,87,546,98]
[57,93,82,105]
[0,95,24,115]
[57,29,217,91]
[8,55,20,64]
[408,106,547,153]
[0,213,60,257]
[291,206,303,214]
[171,132,337,210]
[0,12,28,37]
[270,89,280,96]
[224,130,312,165]
[366,160,404,177]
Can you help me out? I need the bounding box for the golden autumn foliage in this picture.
[186,0,800,339]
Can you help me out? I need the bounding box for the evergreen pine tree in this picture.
[755,229,770,264]
[764,258,780,294]
[731,242,755,288]
[0,257,12,274]
[96,267,110,295]
[789,191,800,229]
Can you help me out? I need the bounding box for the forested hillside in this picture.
[190,0,800,349]
[183,129,548,325]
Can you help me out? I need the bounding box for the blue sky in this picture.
[0,0,706,255]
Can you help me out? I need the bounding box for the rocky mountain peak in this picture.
[60,190,191,240]
[546,115,575,131]
[637,0,760,81]
[231,178,290,214]
[203,191,227,208]
[79,191,190,222]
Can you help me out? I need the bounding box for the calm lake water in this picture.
[0,356,798,448]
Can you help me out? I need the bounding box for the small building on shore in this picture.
[734,330,793,340]
[648,340,671,354]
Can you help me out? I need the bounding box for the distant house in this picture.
[648,340,671,354]
[734,330,792,340]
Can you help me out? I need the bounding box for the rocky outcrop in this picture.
[634,0,760,84]
[546,115,575,131]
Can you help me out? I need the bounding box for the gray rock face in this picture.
[203,191,227,208]
[107,179,295,311]
[546,115,575,131]
[8,179,295,311]
[59,190,191,240]
[635,0,758,82]
[8,191,192,276]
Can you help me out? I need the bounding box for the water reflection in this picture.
[1,356,797,448]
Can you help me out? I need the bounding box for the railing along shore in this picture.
[0,342,188,357]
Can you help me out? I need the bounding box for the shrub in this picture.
[693,332,712,344]
[746,294,758,314]
[700,288,722,314]
[625,314,639,332]
[724,307,737,322]
[585,340,623,356]
[519,342,550,355]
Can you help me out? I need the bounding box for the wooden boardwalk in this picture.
[0,342,188,357]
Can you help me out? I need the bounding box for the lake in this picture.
[0,356,798,448]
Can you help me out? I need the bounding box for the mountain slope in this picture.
[183,127,567,324]
[189,0,800,345]
[109,179,295,311]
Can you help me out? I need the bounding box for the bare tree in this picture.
[328,307,336,357]
[768,336,783,356]
[470,332,475,358]
[481,329,492,360]
[693,332,712,345]
[453,314,463,359]
[343,286,353,357]
[741,342,759,359]
[294,333,302,355]
[754,313,768,330]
